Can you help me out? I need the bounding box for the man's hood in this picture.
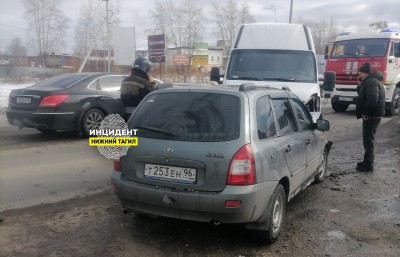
[370,70,384,82]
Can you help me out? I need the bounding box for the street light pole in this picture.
[103,0,111,72]
[289,0,293,24]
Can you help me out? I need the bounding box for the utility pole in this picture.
[103,0,111,72]
[289,0,293,24]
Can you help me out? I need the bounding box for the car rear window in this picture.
[129,92,240,142]
[32,74,89,89]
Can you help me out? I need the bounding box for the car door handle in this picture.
[306,139,311,145]
[100,97,112,100]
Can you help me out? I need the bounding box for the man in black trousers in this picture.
[356,62,386,172]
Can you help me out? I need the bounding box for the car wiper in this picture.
[263,77,297,82]
[343,52,357,57]
[133,125,176,136]
[230,75,263,81]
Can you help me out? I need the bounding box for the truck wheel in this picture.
[251,184,286,244]
[331,102,349,112]
[385,87,399,116]
[81,108,105,137]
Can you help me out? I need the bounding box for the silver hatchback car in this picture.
[111,83,332,243]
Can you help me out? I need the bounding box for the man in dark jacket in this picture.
[355,62,385,172]
[121,56,157,120]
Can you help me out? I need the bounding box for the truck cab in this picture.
[322,29,400,116]
[211,23,321,120]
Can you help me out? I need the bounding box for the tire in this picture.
[37,128,57,134]
[331,101,349,112]
[315,150,328,183]
[385,87,399,116]
[251,184,286,244]
[81,108,105,137]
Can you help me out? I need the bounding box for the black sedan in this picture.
[6,72,127,136]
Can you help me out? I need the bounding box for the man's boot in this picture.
[356,162,374,172]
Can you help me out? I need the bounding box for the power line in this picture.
[0,23,27,30]
[0,23,76,39]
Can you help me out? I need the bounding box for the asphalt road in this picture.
[0,103,393,211]
[0,111,113,211]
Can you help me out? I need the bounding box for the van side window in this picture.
[256,96,276,139]
[291,99,313,131]
[271,99,299,135]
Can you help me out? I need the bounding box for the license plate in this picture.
[144,164,196,183]
[338,97,353,102]
[16,97,32,104]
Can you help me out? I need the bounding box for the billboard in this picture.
[191,55,208,66]
[173,54,190,66]
[112,27,136,66]
[148,34,166,63]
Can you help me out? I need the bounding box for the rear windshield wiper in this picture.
[133,125,176,137]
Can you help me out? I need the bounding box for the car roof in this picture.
[157,82,297,99]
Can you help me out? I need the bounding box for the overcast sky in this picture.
[0,0,399,54]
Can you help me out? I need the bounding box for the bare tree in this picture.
[296,17,338,55]
[369,21,388,30]
[211,0,255,58]
[150,0,204,81]
[150,0,204,51]
[74,0,120,72]
[7,37,27,65]
[23,0,69,67]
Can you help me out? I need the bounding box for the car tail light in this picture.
[114,159,122,172]
[39,95,69,107]
[227,144,256,185]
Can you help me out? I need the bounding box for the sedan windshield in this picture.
[226,49,317,83]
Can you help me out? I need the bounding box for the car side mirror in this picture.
[316,118,330,131]
[210,67,222,84]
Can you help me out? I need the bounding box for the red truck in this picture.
[322,29,400,116]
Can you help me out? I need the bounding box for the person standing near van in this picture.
[121,56,157,119]
[356,62,385,172]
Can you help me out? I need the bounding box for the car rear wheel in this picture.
[251,184,286,244]
[315,150,328,183]
[331,101,349,112]
[81,108,105,137]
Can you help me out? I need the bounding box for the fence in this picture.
[0,66,66,83]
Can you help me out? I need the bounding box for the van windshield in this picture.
[226,49,317,83]
[330,38,388,58]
